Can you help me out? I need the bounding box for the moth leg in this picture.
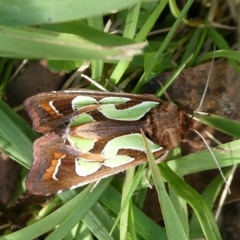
[182,139,228,153]
[181,139,204,149]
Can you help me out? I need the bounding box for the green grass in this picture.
[0,1,240,239]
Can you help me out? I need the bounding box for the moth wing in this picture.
[26,133,166,195]
[23,90,161,134]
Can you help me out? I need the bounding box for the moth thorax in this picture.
[146,102,193,149]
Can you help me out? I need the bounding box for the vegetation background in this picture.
[0,1,240,239]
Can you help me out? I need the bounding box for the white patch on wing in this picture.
[52,154,66,180]
[49,101,62,115]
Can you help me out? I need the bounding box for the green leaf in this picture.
[0,26,145,61]
[100,185,168,240]
[189,168,231,239]
[196,114,240,138]
[0,0,145,26]
[110,0,169,88]
[0,99,37,168]
[83,202,119,240]
[165,140,240,177]
[132,0,194,93]
[4,178,112,240]
[159,162,222,240]
[141,130,188,240]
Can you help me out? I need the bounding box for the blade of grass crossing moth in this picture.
[140,130,188,240]
[168,148,189,237]
[110,163,147,235]
[158,162,222,240]
[120,167,135,240]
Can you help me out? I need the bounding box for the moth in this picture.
[24,90,193,195]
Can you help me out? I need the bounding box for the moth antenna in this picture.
[194,46,216,114]
[190,47,230,192]
[81,74,108,92]
[191,129,230,194]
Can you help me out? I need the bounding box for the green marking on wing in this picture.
[70,113,95,127]
[75,159,101,176]
[73,134,162,176]
[99,97,130,104]
[72,96,97,110]
[103,155,134,168]
[99,101,159,121]
[75,155,134,176]
[102,133,162,156]
[68,136,96,152]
